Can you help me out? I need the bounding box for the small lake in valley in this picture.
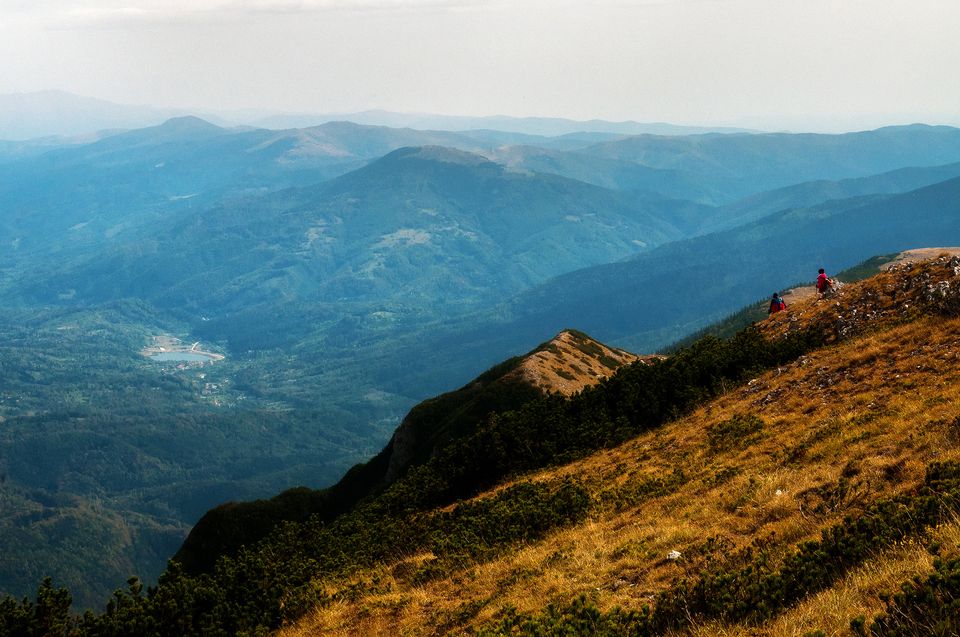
[149,351,219,363]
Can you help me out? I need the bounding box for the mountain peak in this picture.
[384,144,495,167]
[380,330,643,483]
[504,329,649,395]
[156,115,223,133]
[174,327,647,573]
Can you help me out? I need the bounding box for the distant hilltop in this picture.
[247,109,760,137]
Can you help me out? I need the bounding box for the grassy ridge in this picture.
[278,257,960,635]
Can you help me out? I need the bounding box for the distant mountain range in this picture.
[0,90,212,141]
[248,109,758,137]
[14,144,692,334]
[0,90,756,141]
[575,124,960,201]
[0,117,579,258]
[6,118,960,386]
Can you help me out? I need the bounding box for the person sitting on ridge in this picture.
[768,292,787,314]
[816,268,833,297]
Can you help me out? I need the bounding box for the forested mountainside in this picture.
[5,253,960,636]
[16,145,688,314]
[578,124,960,200]
[489,175,960,354]
[490,128,960,206]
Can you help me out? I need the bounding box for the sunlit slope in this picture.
[283,254,960,636]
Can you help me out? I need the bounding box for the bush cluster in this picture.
[869,554,960,635]
[706,414,764,452]
[480,461,960,636]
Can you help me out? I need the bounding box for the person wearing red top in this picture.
[769,292,787,314]
[816,268,832,296]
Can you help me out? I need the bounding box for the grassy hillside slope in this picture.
[281,253,960,636]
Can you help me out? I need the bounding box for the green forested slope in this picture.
[580,124,960,199]
[0,304,397,608]
[493,176,960,352]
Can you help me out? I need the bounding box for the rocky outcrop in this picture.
[763,253,960,343]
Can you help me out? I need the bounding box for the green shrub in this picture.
[0,578,76,637]
[706,414,764,452]
[478,596,645,637]
[474,461,960,636]
[869,555,960,636]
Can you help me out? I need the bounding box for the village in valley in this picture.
[141,335,233,405]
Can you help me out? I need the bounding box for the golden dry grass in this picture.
[281,258,960,637]
[686,516,960,637]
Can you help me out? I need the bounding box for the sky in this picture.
[1,0,958,132]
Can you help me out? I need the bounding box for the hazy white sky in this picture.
[2,0,958,131]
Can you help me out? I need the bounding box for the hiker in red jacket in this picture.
[816,268,832,297]
[768,292,787,314]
